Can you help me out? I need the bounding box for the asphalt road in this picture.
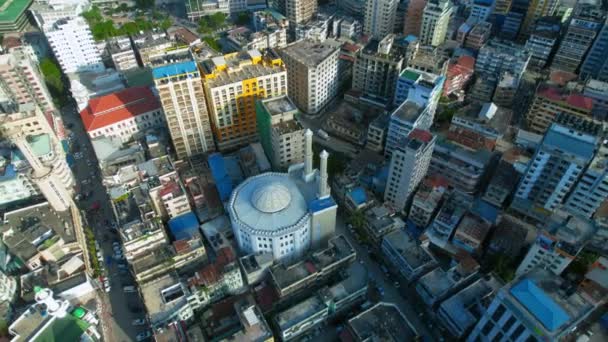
[334,214,445,341]
[59,103,148,342]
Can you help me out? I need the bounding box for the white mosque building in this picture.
[228,129,337,261]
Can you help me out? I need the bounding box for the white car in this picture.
[132,319,146,326]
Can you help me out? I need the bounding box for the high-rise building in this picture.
[338,0,365,16]
[514,122,598,212]
[393,68,445,116]
[494,0,512,14]
[256,96,305,170]
[30,0,89,30]
[285,0,317,24]
[201,49,287,151]
[153,54,215,159]
[420,0,453,47]
[467,269,598,342]
[44,17,104,74]
[364,0,398,39]
[384,100,431,158]
[580,17,608,81]
[0,105,75,212]
[403,0,427,36]
[384,129,435,212]
[524,17,561,69]
[520,0,560,37]
[352,34,406,105]
[281,39,339,115]
[475,39,530,81]
[551,4,606,73]
[0,47,55,115]
[469,0,495,22]
[563,142,608,219]
[524,84,594,134]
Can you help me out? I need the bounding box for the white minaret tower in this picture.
[318,150,330,198]
[303,129,314,180]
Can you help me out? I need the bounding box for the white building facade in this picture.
[45,17,104,74]
[420,0,454,47]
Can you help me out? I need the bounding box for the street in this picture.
[334,214,445,341]
[60,103,148,342]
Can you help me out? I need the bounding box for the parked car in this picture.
[132,318,146,326]
[123,286,136,293]
[136,331,152,341]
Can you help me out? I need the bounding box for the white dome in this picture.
[251,183,292,213]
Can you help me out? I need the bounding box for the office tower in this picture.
[256,96,305,170]
[420,0,453,47]
[0,47,55,115]
[201,49,287,151]
[281,39,339,115]
[580,17,608,81]
[352,34,406,105]
[404,0,427,36]
[551,4,606,73]
[153,55,215,159]
[0,105,75,212]
[514,122,598,212]
[393,68,445,117]
[385,129,435,212]
[467,269,598,342]
[285,0,317,24]
[563,142,608,219]
[44,17,104,74]
[524,84,593,134]
[524,17,561,69]
[520,0,560,37]
[364,0,398,39]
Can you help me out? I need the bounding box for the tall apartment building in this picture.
[256,95,305,170]
[420,0,453,47]
[520,0,560,37]
[467,269,598,342]
[285,0,317,24]
[524,17,561,69]
[185,0,230,21]
[364,0,398,39]
[584,79,608,120]
[281,39,339,115]
[338,0,365,17]
[30,0,89,30]
[0,105,75,213]
[404,0,427,36]
[469,0,495,22]
[475,39,530,81]
[384,129,435,213]
[384,100,431,158]
[494,0,512,14]
[580,17,608,81]
[0,48,54,114]
[551,4,606,73]
[201,49,287,151]
[563,143,608,219]
[524,84,594,134]
[514,123,598,212]
[153,55,215,159]
[352,34,406,105]
[44,17,104,74]
[393,68,445,118]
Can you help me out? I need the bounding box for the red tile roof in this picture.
[457,55,476,70]
[537,85,593,111]
[79,86,161,132]
[409,128,434,143]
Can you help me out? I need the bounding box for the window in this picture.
[492,305,506,322]
[481,320,494,335]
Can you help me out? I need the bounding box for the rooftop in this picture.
[203,50,285,88]
[282,39,339,67]
[383,229,436,271]
[0,0,31,23]
[542,124,597,161]
[79,87,161,131]
[537,84,594,111]
[152,60,198,79]
[392,100,424,123]
[141,273,188,325]
[261,95,297,116]
[348,302,419,341]
[455,213,492,242]
[275,294,325,331]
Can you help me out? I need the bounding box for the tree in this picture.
[81,6,103,25]
[236,12,251,25]
[160,17,173,31]
[40,58,64,100]
[121,21,139,35]
[210,12,227,28]
[349,210,366,230]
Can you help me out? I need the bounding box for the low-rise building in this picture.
[270,235,356,298]
[239,253,274,286]
[443,56,475,97]
[120,220,168,261]
[464,21,492,50]
[107,36,138,72]
[437,275,503,339]
[452,213,493,253]
[416,256,480,307]
[362,204,406,245]
[365,113,390,153]
[426,192,468,247]
[381,229,438,282]
[141,273,196,328]
[447,102,511,151]
[346,302,421,341]
[409,175,448,228]
[483,160,520,208]
[79,87,165,143]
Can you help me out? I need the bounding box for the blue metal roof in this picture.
[208,153,233,202]
[510,279,570,332]
[168,212,199,240]
[348,187,367,206]
[0,164,16,181]
[308,197,336,213]
[152,61,198,79]
[471,198,500,224]
[543,127,596,160]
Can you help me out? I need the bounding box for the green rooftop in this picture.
[35,314,90,342]
[27,134,52,157]
[0,0,32,23]
[400,69,421,82]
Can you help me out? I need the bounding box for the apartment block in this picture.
[393,68,445,116]
[282,39,339,115]
[153,53,215,159]
[256,95,305,170]
[524,17,561,69]
[420,0,453,47]
[581,17,608,82]
[381,229,438,282]
[475,39,530,81]
[285,0,317,24]
[364,0,398,39]
[202,49,287,151]
[409,175,448,228]
[384,100,431,158]
[443,56,475,97]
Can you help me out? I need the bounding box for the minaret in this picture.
[318,150,330,198]
[304,129,313,179]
